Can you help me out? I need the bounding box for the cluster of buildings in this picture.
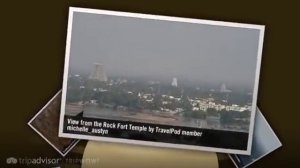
[136,91,251,115]
[188,97,251,112]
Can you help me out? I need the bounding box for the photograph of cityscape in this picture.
[59,7,264,153]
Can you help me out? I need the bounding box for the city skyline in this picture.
[66,70,253,133]
[69,62,254,92]
[69,71,249,93]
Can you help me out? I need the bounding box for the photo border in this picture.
[59,7,265,155]
[28,90,80,157]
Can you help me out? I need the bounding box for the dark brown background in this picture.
[1,0,299,167]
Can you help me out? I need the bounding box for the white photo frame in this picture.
[59,7,265,155]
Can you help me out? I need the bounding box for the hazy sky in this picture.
[69,12,261,90]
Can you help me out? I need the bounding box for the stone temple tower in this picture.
[89,63,108,82]
[171,77,178,87]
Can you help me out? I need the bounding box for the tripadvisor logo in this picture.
[6,157,18,164]
[6,157,61,165]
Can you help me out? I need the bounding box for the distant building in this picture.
[89,63,108,82]
[171,77,178,87]
[220,83,232,93]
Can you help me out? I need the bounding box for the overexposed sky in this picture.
[69,12,261,90]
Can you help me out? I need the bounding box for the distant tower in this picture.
[220,83,227,92]
[89,63,108,82]
[171,77,178,87]
[220,83,232,93]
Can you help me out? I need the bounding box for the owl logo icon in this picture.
[6,157,17,164]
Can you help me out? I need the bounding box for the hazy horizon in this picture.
[68,12,261,91]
